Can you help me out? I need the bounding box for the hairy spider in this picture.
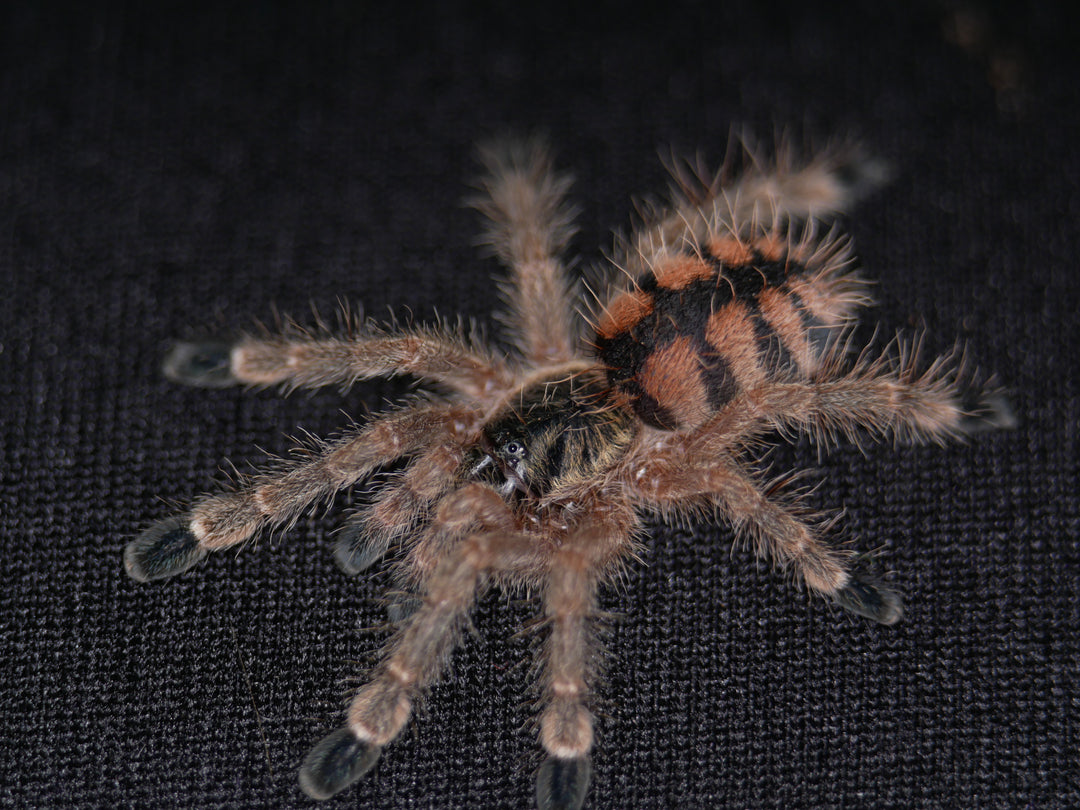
[125,137,1012,810]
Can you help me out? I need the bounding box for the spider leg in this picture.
[756,341,1016,445]
[534,502,635,810]
[124,405,473,582]
[722,135,887,223]
[164,326,513,401]
[660,136,885,245]
[299,483,539,800]
[626,449,899,624]
[333,442,464,576]
[473,137,580,365]
[612,137,886,292]
[705,460,900,622]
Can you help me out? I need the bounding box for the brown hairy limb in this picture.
[165,327,514,400]
[183,405,472,552]
[532,499,634,810]
[334,441,465,576]
[622,135,888,281]
[625,449,850,598]
[126,404,475,582]
[300,487,536,802]
[472,137,581,366]
[757,339,1014,446]
[346,486,535,744]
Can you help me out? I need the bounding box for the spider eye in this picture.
[501,441,525,458]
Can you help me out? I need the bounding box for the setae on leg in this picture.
[125,405,467,581]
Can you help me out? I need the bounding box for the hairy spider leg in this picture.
[623,437,881,617]
[623,136,887,283]
[164,329,513,401]
[755,338,1016,446]
[473,137,580,366]
[299,484,539,800]
[124,405,474,581]
[334,441,467,576]
[535,497,638,810]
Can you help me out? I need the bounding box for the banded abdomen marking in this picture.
[595,234,862,430]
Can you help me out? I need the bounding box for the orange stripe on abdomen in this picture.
[653,255,715,290]
[758,287,817,375]
[705,301,768,391]
[636,336,711,429]
[596,289,654,341]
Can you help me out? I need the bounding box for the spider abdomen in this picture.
[594,232,866,430]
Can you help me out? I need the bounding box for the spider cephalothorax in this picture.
[470,373,636,500]
[125,137,1011,810]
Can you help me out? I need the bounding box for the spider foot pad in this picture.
[834,578,903,625]
[332,527,386,575]
[959,392,1017,434]
[298,728,382,801]
[124,517,207,582]
[536,755,591,810]
[162,340,237,388]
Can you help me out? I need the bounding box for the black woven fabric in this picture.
[2,2,1077,808]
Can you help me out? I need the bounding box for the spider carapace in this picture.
[124,137,1011,810]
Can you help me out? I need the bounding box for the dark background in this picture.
[2,2,1077,808]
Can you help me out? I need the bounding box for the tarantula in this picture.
[124,137,1011,810]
